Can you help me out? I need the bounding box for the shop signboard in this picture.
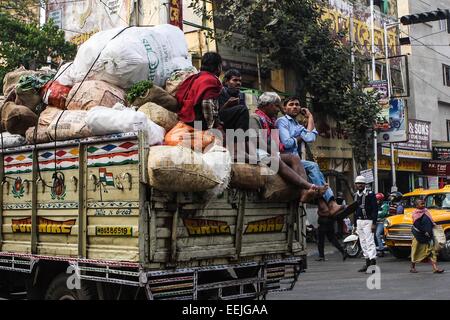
[310,115,353,159]
[360,169,374,183]
[368,158,422,172]
[381,119,431,159]
[433,147,450,161]
[422,162,450,177]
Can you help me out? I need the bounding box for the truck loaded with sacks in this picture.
[0,25,306,300]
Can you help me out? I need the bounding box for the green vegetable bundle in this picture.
[127,80,153,104]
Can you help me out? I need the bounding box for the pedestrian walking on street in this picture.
[375,193,389,257]
[410,199,444,274]
[315,215,347,262]
[353,176,378,273]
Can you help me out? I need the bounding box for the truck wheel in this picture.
[44,273,97,300]
[439,232,450,262]
[390,247,410,259]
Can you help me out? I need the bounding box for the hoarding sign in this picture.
[368,80,390,130]
[377,98,408,143]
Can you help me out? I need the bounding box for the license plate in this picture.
[95,226,132,236]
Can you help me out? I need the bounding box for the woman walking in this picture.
[410,199,444,274]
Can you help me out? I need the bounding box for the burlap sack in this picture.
[15,87,41,110]
[1,102,38,135]
[148,145,220,192]
[132,85,179,112]
[230,163,270,190]
[47,110,91,141]
[38,106,62,126]
[25,126,51,144]
[66,80,125,110]
[138,102,178,132]
[165,68,197,96]
[262,173,300,202]
[2,67,35,96]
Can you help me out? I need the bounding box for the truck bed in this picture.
[0,132,306,299]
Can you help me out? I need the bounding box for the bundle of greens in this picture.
[127,80,153,104]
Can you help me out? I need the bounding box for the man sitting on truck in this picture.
[275,96,346,217]
[176,52,223,131]
[249,92,327,202]
[218,69,250,132]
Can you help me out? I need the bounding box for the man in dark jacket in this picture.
[354,175,378,273]
[218,69,249,131]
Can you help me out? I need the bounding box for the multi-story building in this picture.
[396,0,450,190]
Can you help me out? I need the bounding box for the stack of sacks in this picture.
[0,24,194,147]
[86,103,165,146]
[147,145,231,194]
[0,67,65,145]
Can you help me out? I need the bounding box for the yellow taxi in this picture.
[402,188,437,214]
[384,186,450,260]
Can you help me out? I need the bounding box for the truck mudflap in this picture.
[142,257,305,300]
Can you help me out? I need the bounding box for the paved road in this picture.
[268,245,450,300]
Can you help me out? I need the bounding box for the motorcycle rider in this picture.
[375,193,389,257]
[389,191,404,215]
[354,176,378,273]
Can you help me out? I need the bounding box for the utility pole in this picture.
[370,0,379,193]
[384,21,396,192]
[350,13,358,184]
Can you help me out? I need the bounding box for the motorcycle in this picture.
[343,229,362,258]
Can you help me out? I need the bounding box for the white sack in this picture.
[202,145,232,202]
[0,132,26,148]
[71,24,192,89]
[86,104,165,146]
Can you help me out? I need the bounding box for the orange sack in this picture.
[40,81,72,109]
[164,122,215,151]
